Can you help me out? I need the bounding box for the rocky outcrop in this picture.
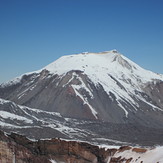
[0,130,51,163]
[0,130,116,163]
[1,130,163,163]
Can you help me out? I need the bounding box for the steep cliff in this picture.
[0,130,115,163]
[0,130,163,163]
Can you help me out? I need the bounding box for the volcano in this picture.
[0,50,163,127]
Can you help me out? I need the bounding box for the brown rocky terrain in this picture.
[0,130,115,163]
[1,130,161,163]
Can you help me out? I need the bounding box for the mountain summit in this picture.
[0,50,163,127]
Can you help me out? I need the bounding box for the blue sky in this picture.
[0,0,163,83]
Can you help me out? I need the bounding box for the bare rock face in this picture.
[132,148,147,153]
[143,80,163,109]
[0,130,116,163]
[1,130,163,163]
[0,131,51,163]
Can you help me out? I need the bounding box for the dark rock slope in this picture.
[1,98,163,146]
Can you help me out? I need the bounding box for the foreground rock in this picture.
[0,130,163,163]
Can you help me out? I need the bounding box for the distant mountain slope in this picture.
[0,50,163,126]
[1,98,163,146]
[0,97,93,141]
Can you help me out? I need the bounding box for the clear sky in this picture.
[0,0,163,83]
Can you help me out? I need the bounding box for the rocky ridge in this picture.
[0,130,163,163]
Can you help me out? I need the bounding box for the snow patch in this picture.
[117,102,128,117]
[49,159,57,163]
[71,85,98,119]
[0,111,33,124]
[110,146,163,163]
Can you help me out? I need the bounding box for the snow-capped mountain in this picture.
[0,50,163,126]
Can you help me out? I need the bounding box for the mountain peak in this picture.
[43,50,125,74]
[80,49,119,55]
[108,49,119,53]
[43,50,162,82]
[2,50,163,89]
